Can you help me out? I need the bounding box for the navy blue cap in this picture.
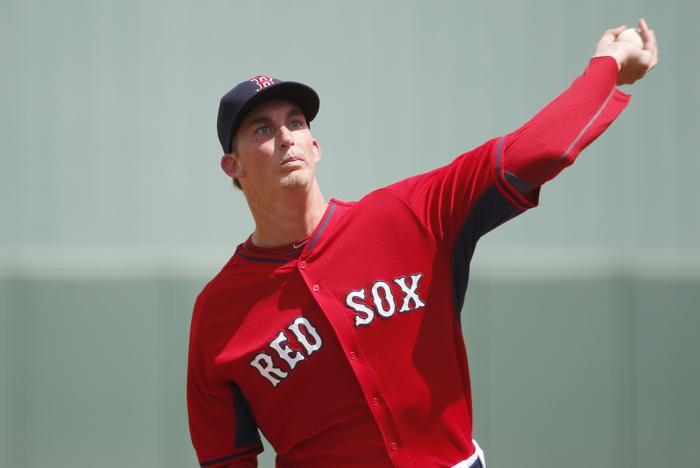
[217,75,320,154]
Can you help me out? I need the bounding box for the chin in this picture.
[279,171,312,190]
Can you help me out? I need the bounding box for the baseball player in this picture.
[187,20,658,467]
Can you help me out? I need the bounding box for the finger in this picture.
[639,29,656,51]
[642,19,659,67]
[643,28,657,66]
[638,19,657,52]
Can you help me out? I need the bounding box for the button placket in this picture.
[307,276,407,464]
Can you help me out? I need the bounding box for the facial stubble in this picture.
[279,167,313,191]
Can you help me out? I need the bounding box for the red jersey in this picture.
[187,57,630,467]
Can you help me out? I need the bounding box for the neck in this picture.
[245,182,328,248]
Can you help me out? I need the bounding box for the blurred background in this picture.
[1,0,698,467]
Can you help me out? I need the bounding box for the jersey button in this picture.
[372,397,380,407]
[299,261,307,269]
[349,351,357,360]
[390,441,399,451]
[312,284,320,292]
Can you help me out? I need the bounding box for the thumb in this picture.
[600,25,627,44]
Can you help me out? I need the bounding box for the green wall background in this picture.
[1,269,699,468]
[2,0,699,467]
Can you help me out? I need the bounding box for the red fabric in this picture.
[502,56,631,198]
[187,56,629,467]
[187,301,264,467]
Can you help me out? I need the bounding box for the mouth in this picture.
[281,156,303,166]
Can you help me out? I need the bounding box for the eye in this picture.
[255,126,272,136]
[288,119,304,129]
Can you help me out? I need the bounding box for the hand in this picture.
[592,18,659,85]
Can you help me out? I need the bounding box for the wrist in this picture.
[592,44,625,71]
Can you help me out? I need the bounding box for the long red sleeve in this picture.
[498,56,631,208]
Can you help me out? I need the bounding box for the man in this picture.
[187,20,658,468]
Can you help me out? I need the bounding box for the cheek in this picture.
[241,142,274,166]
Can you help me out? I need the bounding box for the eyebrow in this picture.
[244,108,304,129]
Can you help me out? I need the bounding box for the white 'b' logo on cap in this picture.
[250,75,274,92]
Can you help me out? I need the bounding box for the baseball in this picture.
[616,28,643,48]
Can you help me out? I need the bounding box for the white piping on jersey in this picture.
[563,86,617,159]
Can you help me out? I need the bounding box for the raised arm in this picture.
[381,20,658,242]
[498,19,658,207]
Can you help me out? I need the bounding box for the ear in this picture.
[312,139,322,163]
[221,153,245,179]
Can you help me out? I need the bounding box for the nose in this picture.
[277,125,294,150]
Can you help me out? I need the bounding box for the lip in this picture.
[281,157,303,165]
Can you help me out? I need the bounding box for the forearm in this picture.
[501,56,631,194]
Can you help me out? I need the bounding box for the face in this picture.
[221,99,321,198]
